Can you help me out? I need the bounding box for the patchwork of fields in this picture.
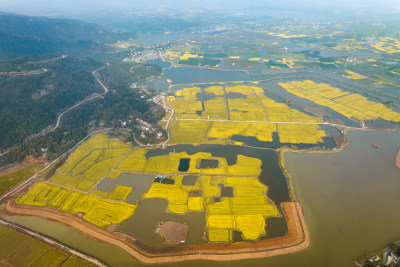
[16,134,281,243]
[166,83,328,145]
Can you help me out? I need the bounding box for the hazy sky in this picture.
[0,0,399,20]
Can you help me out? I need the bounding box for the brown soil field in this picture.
[4,201,309,263]
[333,133,349,147]
[395,149,400,170]
[0,156,46,177]
[156,221,188,245]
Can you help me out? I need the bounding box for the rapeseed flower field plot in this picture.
[205,86,225,95]
[48,174,95,191]
[277,124,327,144]
[17,182,137,228]
[143,182,189,214]
[345,70,367,80]
[203,175,279,242]
[188,197,204,211]
[266,32,309,38]
[55,134,131,182]
[279,80,400,122]
[225,85,264,94]
[208,228,231,242]
[107,185,132,201]
[167,87,204,119]
[207,215,235,229]
[202,97,228,120]
[107,170,122,179]
[91,189,108,198]
[117,149,262,176]
[235,214,266,240]
[17,132,281,242]
[207,121,276,142]
[167,120,225,145]
[258,95,321,123]
[116,148,274,239]
[370,37,400,54]
[228,95,267,121]
[83,199,136,228]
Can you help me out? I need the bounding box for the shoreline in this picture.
[395,149,400,170]
[3,201,309,264]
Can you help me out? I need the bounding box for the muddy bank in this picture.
[396,149,400,170]
[4,201,309,263]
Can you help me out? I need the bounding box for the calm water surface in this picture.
[2,130,400,266]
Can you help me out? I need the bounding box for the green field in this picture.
[0,165,43,195]
[0,224,94,267]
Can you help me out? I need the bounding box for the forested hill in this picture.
[0,12,136,59]
[0,56,102,150]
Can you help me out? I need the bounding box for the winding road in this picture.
[52,67,108,131]
[0,64,109,158]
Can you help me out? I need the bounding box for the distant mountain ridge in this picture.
[0,12,136,59]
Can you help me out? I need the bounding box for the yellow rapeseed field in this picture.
[267,32,309,38]
[225,85,264,94]
[277,124,326,144]
[235,214,266,240]
[107,171,122,179]
[279,80,400,122]
[208,228,231,242]
[207,214,235,229]
[203,175,280,242]
[188,197,204,211]
[370,37,400,54]
[17,182,136,228]
[202,97,228,120]
[205,86,225,95]
[258,95,321,123]
[108,185,132,201]
[55,134,131,181]
[345,70,367,79]
[118,149,262,177]
[48,174,95,191]
[167,120,225,145]
[142,182,188,214]
[207,121,276,142]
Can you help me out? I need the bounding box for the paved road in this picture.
[53,67,108,131]
[0,65,108,158]
[0,219,106,267]
[27,55,68,65]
